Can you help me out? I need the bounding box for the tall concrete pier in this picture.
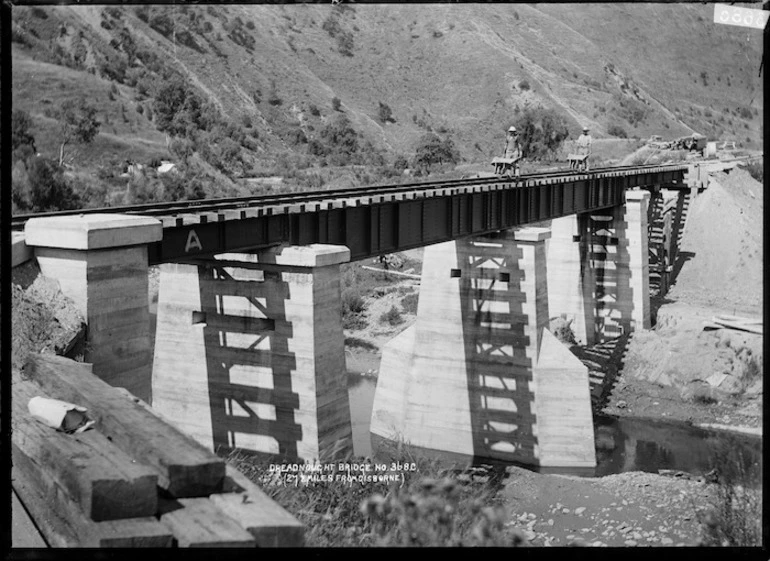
[24,215,162,402]
[547,190,650,345]
[151,245,353,462]
[371,227,596,468]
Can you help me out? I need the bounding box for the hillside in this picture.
[11,4,764,199]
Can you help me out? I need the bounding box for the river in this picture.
[346,364,762,479]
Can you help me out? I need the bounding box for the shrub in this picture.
[377,102,394,124]
[692,390,718,405]
[607,124,628,138]
[344,337,378,352]
[332,96,342,111]
[342,289,367,330]
[400,292,419,315]
[12,109,36,155]
[380,305,404,327]
[393,155,409,170]
[518,80,530,91]
[11,27,32,47]
[342,289,366,315]
[135,6,150,22]
[336,30,354,56]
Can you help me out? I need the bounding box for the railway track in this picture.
[11,162,688,230]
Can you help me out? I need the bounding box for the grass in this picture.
[340,261,409,331]
[399,292,419,315]
[697,448,762,546]
[225,437,520,547]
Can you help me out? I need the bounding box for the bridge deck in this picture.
[148,166,686,264]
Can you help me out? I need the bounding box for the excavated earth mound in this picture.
[667,168,763,315]
[612,167,763,420]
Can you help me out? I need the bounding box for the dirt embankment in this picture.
[604,167,763,431]
[11,261,86,371]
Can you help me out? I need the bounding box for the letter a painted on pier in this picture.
[185,229,203,252]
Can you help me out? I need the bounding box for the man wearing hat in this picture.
[503,126,523,177]
[576,126,593,171]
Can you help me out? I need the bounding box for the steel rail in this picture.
[11,162,688,230]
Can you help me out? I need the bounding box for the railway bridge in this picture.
[17,162,702,469]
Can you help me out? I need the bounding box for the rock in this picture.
[11,281,86,370]
[562,508,570,514]
[617,400,628,409]
[625,539,638,546]
[661,537,674,545]
[547,519,554,526]
[575,507,586,515]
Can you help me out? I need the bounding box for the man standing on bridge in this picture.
[502,126,523,178]
[576,126,592,171]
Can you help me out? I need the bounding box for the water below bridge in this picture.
[346,364,762,480]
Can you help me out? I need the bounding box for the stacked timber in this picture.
[12,353,304,548]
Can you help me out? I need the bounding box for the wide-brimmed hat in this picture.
[508,126,517,133]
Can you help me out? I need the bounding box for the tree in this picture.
[513,107,569,161]
[412,133,459,174]
[313,114,359,159]
[153,78,202,137]
[56,99,100,166]
[12,109,37,163]
[26,157,80,212]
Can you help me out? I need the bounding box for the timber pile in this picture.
[702,314,763,335]
[12,353,304,548]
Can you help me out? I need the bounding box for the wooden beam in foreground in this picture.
[12,456,172,548]
[22,353,225,497]
[12,372,158,521]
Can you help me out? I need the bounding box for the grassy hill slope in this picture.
[11,3,763,177]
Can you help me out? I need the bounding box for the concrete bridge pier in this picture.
[547,190,650,345]
[151,245,354,463]
[371,227,596,469]
[24,215,162,402]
